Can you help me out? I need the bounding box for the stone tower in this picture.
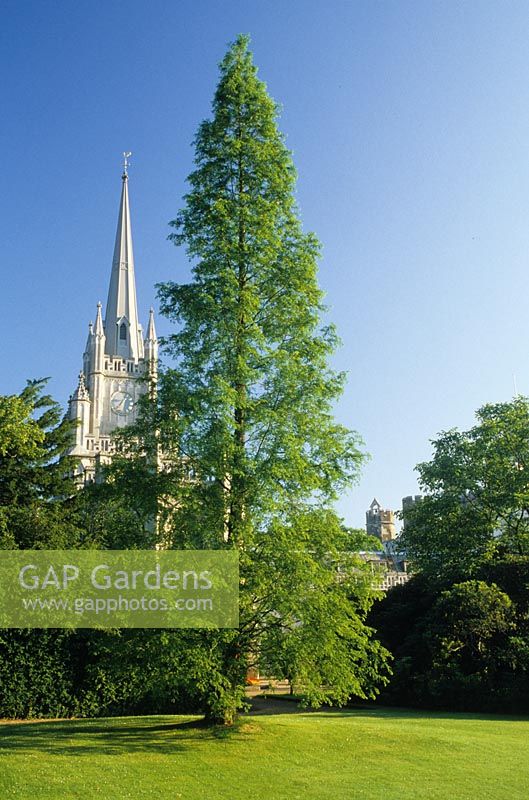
[67,162,158,482]
[366,498,396,542]
[402,495,423,528]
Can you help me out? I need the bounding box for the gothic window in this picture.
[120,323,127,341]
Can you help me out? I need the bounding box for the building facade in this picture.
[67,164,158,482]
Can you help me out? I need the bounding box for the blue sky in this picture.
[2,1,529,527]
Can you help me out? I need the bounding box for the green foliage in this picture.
[151,35,387,721]
[256,510,390,707]
[424,580,514,705]
[376,398,529,711]
[159,34,363,542]
[0,630,78,718]
[77,467,159,550]
[72,630,203,716]
[370,562,529,712]
[342,526,383,552]
[0,379,84,549]
[402,397,529,579]
[432,580,512,656]
[0,381,161,719]
[0,628,203,719]
[0,394,43,459]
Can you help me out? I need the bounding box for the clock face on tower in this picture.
[111,390,134,416]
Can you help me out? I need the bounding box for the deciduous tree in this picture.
[402,397,529,579]
[154,35,389,722]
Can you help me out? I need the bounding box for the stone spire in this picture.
[145,307,157,344]
[66,156,157,482]
[94,301,104,337]
[104,165,143,361]
[144,307,158,379]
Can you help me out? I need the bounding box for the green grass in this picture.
[1,707,529,799]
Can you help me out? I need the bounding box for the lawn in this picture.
[1,705,528,799]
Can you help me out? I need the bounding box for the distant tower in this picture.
[66,160,157,482]
[366,498,396,542]
[401,495,423,529]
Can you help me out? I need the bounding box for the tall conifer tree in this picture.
[157,35,389,722]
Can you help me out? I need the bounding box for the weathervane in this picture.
[122,151,132,176]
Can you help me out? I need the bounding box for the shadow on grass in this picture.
[345,703,529,723]
[2,704,528,759]
[0,715,251,757]
[248,696,529,723]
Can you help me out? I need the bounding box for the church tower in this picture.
[67,158,158,482]
[366,498,396,542]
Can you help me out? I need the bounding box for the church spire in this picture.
[94,301,104,336]
[104,157,143,361]
[146,306,157,343]
[144,306,158,380]
[67,157,157,481]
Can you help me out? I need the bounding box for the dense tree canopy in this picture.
[401,397,529,579]
[369,567,529,712]
[0,379,82,549]
[372,397,529,713]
